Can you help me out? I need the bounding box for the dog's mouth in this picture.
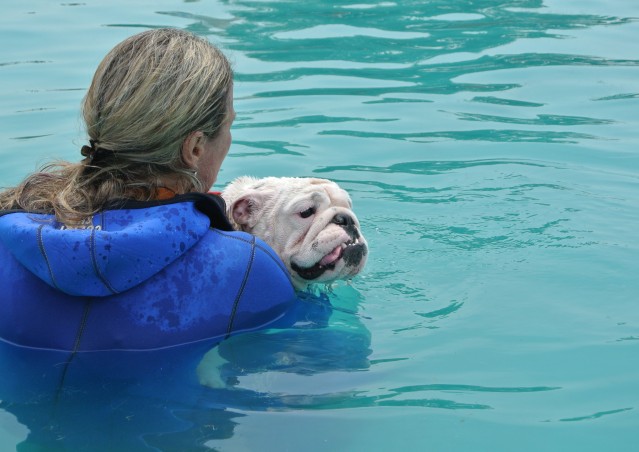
[291,238,365,281]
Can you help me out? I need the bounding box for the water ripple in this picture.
[0,60,50,67]
[450,112,615,126]
[319,128,601,143]
[315,159,552,175]
[10,134,54,141]
[267,382,562,411]
[593,92,639,101]
[253,390,493,411]
[236,54,638,93]
[416,301,464,319]
[471,96,545,107]
[273,24,430,40]
[233,114,396,129]
[231,140,308,156]
[559,407,633,422]
[390,384,561,394]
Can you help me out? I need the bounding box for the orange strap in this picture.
[153,188,222,200]
[154,187,177,200]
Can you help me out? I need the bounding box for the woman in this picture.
[0,29,296,388]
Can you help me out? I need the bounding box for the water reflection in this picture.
[196,290,372,390]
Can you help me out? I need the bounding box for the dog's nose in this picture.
[332,213,353,227]
[332,213,361,239]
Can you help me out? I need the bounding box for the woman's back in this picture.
[0,193,295,353]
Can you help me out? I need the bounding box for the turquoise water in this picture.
[1,0,639,450]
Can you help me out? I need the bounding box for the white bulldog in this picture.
[222,176,368,289]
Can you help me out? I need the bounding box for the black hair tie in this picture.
[81,139,98,161]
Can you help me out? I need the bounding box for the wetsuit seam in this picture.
[54,299,93,406]
[90,226,118,294]
[225,235,256,338]
[36,224,61,291]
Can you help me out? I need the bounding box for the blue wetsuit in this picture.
[0,193,296,395]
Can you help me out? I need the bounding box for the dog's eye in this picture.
[299,207,316,219]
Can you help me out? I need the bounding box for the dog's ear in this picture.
[230,193,265,231]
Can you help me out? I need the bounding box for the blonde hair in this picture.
[0,28,233,225]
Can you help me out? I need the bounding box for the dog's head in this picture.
[222,176,368,289]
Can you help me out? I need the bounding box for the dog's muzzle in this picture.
[290,213,367,281]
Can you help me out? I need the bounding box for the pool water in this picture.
[1,0,638,450]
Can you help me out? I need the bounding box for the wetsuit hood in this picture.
[0,193,233,297]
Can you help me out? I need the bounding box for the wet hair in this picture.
[0,28,233,226]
